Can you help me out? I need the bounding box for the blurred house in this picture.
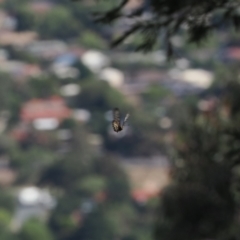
[109,50,167,65]
[226,47,240,61]
[121,156,171,203]
[81,50,110,73]
[0,31,38,47]
[57,129,73,141]
[60,83,81,97]
[0,48,8,61]
[129,69,166,84]
[217,40,240,63]
[180,69,214,89]
[10,122,31,142]
[119,83,145,105]
[11,186,56,232]
[0,155,17,187]
[175,58,190,70]
[99,67,124,88]
[122,69,166,103]
[0,60,42,81]
[87,133,103,147]
[52,65,80,79]
[0,110,10,133]
[68,45,86,57]
[123,0,143,10]
[26,40,68,59]
[197,97,219,112]
[112,66,165,105]
[28,1,54,15]
[72,109,91,122]
[51,53,80,79]
[163,68,214,95]
[20,96,72,130]
[131,189,158,203]
[221,46,240,62]
[0,10,17,31]
[53,53,78,67]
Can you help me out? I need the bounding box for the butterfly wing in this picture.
[122,113,130,128]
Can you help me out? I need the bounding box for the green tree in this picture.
[0,189,15,212]
[15,6,36,31]
[9,146,57,184]
[78,30,107,50]
[19,219,54,240]
[0,208,18,240]
[27,76,59,99]
[75,80,129,112]
[36,6,80,39]
[153,77,240,240]
[72,207,116,240]
[141,84,171,111]
[155,182,234,240]
[77,175,107,196]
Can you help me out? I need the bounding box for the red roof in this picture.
[10,129,28,142]
[28,1,53,14]
[131,189,159,203]
[227,47,240,60]
[20,96,71,122]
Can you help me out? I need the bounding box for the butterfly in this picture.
[112,108,129,132]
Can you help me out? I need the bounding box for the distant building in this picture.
[11,186,56,232]
[51,53,80,79]
[0,48,8,61]
[81,50,110,73]
[217,40,240,63]
[26,40,68,59]
[68,45,86,58]
[179,69,214,89]
[125,69,166,84]
[99,67,124,88]
[53,53,78,67]
[121,156,171,203]
[131,189,159,203]
[28,1,54,14]
[0,155,16,187]
[0,10,17,31]
[52,65,80,79]
[60,84,81,97]
[125,0,143,10]
[109,51,167,65]
[226,47,240,60]
[51,52,80,79]
[0,60,42,81]
[20,96,72,127]
[0,31,38,47]
[72,109,91,122]
[163,68,214,95]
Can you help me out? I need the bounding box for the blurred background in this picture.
[0,0,240,240]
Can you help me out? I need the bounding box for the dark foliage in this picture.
[72,0,240,57]
[153,81,240,240]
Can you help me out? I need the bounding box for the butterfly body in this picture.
[112,108,129,132]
